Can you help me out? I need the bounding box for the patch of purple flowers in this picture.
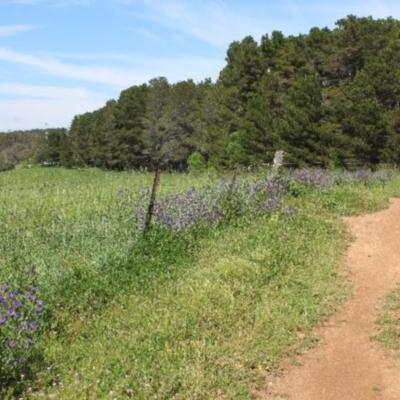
[0,282,44,376]
[335,169,394,185]
[132,168,396,235]
[132,176,288,233]
[290,168,395,188]
[290,169,335,188]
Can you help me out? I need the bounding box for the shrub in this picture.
[0,150,17,172]
[187,152,207,174]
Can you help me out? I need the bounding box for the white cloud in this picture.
[0,52,224,131]
[0,82,102,98]
[115,0,400,46]
[0,24,40,35]
[281,0,400,31]
[0,48,136,87]
[0,48,223,86]
[0,84,105,130]
[115,0,271,48]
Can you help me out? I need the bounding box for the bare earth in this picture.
[262,198,400,400]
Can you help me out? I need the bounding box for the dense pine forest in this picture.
[2,15,400,171]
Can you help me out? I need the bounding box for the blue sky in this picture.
[1,0,400,131]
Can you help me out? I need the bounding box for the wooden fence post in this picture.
[272,150,285,176]
[144,168,161,233]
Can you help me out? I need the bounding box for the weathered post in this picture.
[272,150,285,176]
[144,168,161,233]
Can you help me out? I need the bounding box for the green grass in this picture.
[34,211,348,399]
[372,284,400,353]
[1,167,400,399]
[0,167,215,285]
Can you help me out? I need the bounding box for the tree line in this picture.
[2,15,400,171]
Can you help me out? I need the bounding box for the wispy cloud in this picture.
[0,24,40,35]
[0,82,102,98]
[0,48,223,130]
[0,48,135,87]
[115,0,271,48]
[0,84,105,130]
[0,48,223,86]
[115,0,400,46]
[281,0,400,30]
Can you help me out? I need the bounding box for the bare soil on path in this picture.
[262,198,400,400]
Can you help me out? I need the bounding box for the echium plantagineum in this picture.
[290,169,335,188]
[132,176,288,234]
[153,187,224,231]
[0,282,44,379]
[339,169,394,185]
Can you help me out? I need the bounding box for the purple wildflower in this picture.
[29,321,38,331]
[14,300,23,309]
[19,321,28,331]
[35,304,44,314]
[7,309,18,319]
[23,339,35,349]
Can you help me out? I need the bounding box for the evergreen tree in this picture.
[93,100,117,168]
[69,112,98,167]
[160,79,200,167]
[335,70,385,164]
[59,130,73,168]
[113,84,148,169]
[142,77,170,167]
[382,108,400,164]
[239,76,283,166]
[218,36,263,121]
[46,129,62,165]
[196,82,232,167]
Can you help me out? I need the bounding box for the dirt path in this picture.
[262,198,400,400]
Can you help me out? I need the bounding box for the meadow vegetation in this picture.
[1,167,400,399]
[373,284,400,354]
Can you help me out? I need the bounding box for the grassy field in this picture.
[1,167,400,399]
